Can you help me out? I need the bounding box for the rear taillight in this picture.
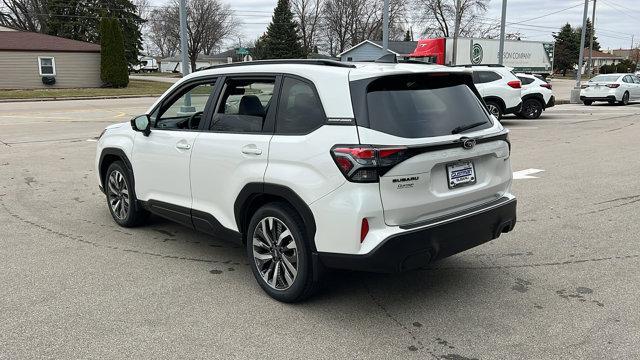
[331,145,409,182]
[507,80,521,89]
[607,84,620,88]
[360,218,369,243]
[540,83,552,90]
[581,84,589,89]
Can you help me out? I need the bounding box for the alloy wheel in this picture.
[252,217,298,290]
[107,170,130,220]
[487,104,500,118]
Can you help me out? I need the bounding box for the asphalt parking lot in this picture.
[1,98,639,359]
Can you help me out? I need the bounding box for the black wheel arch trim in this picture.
[482,96,505,111]
[234,183,317,251]
[521,93,546,108]
[99,147,134,192]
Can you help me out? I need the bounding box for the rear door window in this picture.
[473,71,502,84]
[363,74,492,138]
[517,76,534,85]
[209,77,275,133]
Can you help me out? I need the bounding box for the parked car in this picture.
[458,65,522,120]
[515,73,555,119]
[580,73,640,105]
[96,60,517,302]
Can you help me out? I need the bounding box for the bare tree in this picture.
[322,0,353,55]
[147,6,179,58]
[0,0,49,32]
[414,0,497,38]
[291,0,322,54]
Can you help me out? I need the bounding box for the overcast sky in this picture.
[151,0,639,51]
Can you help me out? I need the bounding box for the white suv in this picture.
[464,65,523,119]
[516,73,555,119]
[96,60,517,302]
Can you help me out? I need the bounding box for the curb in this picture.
[555,99,570,105]
[0,94,164,103]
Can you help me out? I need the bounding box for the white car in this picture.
[515,73,555,119]
[580,73,640,105]
[96,60,517,302]
[463,65,523,120]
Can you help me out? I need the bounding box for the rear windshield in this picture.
[590,75,620,82]
[363,74,491,138]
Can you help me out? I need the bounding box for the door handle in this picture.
[176,142,191,150]
[241,145,262,155]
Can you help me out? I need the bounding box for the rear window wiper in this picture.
[451,121,488,134]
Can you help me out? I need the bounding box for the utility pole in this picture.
[571,0,589,103]
[498,0,507,65]
[586,0,596,78]
[382,0,389,51]
[179,0,189,76]
[452,0,461,65]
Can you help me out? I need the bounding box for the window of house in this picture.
[38,57,56,76]
[209,77,276,133]
[276,77,325,134]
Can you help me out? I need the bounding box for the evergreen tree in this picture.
[252,34,269,60]
[100,17,129,88]
[262,0,304,59]
[45,0,143,66]
[575,18,600,52]
[403,30,411,42]
[553,23,580,76]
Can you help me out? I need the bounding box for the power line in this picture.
[508,1,589,26]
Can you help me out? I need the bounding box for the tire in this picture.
[583,100,593,106]
[619,92,629,105]
[485,101,503,120]
[246,202,319,302]
[105,161,148,227]
[608,99,616,105]
[519,98,544,119]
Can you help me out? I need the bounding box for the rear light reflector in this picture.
[607,84,620,88]
[331,145,409,183]
[360,218,369,243]
[540,83,552,90]
[507,80,521,89]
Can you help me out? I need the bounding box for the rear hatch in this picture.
[348,71,512,227]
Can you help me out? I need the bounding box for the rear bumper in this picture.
[318,196,517,273]
[546,95,555,108]
[580,95,617,102]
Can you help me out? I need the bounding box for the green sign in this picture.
[236,47,249,56]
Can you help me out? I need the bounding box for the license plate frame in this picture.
[446,160,477,189]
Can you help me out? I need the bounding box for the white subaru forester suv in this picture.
[96,60,517,302]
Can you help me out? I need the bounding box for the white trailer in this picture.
[409,37,554,76]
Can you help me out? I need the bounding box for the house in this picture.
[609,48,640,62]
[582,49,624,74]
[0,30,101,89]
[338,40,417,62]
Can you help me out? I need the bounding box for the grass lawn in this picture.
[0,80,172,100]
[130,71,181,78]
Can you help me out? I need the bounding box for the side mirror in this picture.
[131,115,151,136]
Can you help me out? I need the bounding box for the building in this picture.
[0,30,101,89]
[609,48,640,62]
[338,40,417,62]
[582,49,624,74]
[160,49,253,73]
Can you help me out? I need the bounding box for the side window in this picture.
[517,76,534,85]
[210,77,275,133]
[634,76,640,84]
[622,76,630,83]
[276,77,326,134]
[474,71,502,84]
[153,80,217,130]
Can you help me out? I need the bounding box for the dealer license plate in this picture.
[447,161,476,189]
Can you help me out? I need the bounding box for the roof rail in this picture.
[450,64,506,68]
[200,59,356,71]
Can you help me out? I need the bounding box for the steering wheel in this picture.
[187,111,204,130]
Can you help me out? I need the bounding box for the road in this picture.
[1,99,639,359]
